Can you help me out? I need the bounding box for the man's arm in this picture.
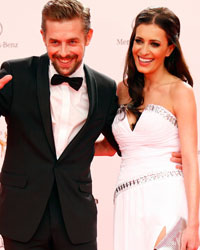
[0,75,12,89]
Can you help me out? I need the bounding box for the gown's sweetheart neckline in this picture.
[118,104,177,133]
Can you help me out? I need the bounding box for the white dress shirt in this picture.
[49,62,89,159]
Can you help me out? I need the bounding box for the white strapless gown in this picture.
[112,104,188,250]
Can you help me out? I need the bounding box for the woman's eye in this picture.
[151,42,160,47]
[134,39,143,44]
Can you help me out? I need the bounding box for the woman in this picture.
[95,7,199,250]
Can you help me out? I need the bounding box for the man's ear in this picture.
[85,29,93,46]
[40,29,46,45]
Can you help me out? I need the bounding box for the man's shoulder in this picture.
[1,53,49,77]
[3,53,48,66]
[84,64,116,86]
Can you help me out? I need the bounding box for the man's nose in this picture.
[59,43,70,57]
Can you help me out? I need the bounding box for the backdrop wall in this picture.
[0,1,199,249]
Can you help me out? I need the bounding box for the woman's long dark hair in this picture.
[123,7,193,117]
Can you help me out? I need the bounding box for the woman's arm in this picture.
[94,81,129,157]
[94,137,116,156]
[172,82,200,249]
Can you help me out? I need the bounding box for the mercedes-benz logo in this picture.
[0,23,3,36]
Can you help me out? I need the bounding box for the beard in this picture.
[51,54,82,76]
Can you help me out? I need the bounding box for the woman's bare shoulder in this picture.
[171,80,193,100]
[117,80,131,104]
[170,80,195,116]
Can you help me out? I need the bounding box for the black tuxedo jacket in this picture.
[0,53,119,244]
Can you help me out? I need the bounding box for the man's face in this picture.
[41,18,93,76]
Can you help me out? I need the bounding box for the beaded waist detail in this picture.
[114,170,183,200]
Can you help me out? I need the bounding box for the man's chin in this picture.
[52,63,79,76]
[58,69,72,76]
[53,66,71,76]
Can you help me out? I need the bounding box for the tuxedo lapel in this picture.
[58,64,98,162]
[36,54,56,155]
[84,64,97,118]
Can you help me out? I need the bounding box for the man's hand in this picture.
[171,152,182,170]
[0,75,12,89]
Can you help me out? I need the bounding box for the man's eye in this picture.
[70,40,77,45]
[50,41,59,45]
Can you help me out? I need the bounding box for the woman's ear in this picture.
[166,44,175,57]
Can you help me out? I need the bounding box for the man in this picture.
[0,0,182,249]
[0,0,119,249]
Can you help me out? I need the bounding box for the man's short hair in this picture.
[41,0,91,34]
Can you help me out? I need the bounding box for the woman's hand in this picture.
[181,225,200,250]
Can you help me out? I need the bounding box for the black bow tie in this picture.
[51,74,83,91]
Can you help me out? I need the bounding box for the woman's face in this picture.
[132,23,174,76]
